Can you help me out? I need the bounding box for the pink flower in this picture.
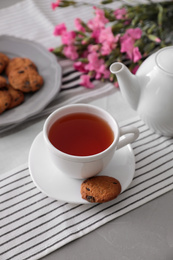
[53,23,66,36]
[121,37,141,62]
[99,27,115,44]
[87,6,108,30]
[95,64,110,80]
[48,48,54,52]
[121,28,142,47]
[85,51,103,71]
[155,37,161,43]
[132,47,142,63]
[114,8,127,20]
[81,50,89,58]
[88,44,99,52]
[91,29,100,43]
[74,18,85,32]
[114,81,119,88]
[74,61,87,72]
[132,65,139,74]
[94,6,108,23]
[98,27,120,55]
[51,0,61,10]
[61,31,76,45]
[84,51,110,79]
[80,75,94,88]
[126,28,142,40]
[124,20,131,26]
[120,28,142,62]
[100,43,113,55]
[121,37,133,53]
[63,45,78,60]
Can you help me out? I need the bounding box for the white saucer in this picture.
[28,132,135,204]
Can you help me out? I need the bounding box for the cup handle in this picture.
[117,126,139,150]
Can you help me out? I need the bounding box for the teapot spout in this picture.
[110,62,140,110]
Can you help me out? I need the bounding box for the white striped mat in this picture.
[1,117,173,260]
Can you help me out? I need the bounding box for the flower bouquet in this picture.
[50,0,173,88]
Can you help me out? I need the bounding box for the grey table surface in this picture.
[1,0,173,259]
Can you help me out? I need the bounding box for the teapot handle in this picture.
[117,126,139,150]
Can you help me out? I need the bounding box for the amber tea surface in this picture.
[48,112,114,156]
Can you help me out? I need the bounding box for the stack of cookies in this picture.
[0,53,43,114]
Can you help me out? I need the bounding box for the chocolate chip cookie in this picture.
[8,67,43,92]
[81,176,121,203]
[7,84,24,109]
[6,57,37,76]
[0,76,7,88]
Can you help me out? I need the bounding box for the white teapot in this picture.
[110,46,173,136]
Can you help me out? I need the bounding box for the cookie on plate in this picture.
[0,86,11,114]
[7,84,24,109]
[6,57,37,76]
[81,176,121,203]
[8,67,43,92]
[0,53,9,74]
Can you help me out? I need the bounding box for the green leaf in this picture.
[101,0,113,4]
[104,9,116,22]
[147,34,161,43]
[144,42,156,54]
[59,0,76,7]
[157,4,163,27]
[147,24,157,34]
[78,58,88,63]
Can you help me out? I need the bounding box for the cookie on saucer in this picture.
[81,175,121,203]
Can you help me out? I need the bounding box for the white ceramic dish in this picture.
[29,132,136,204]
[0,35,61,126]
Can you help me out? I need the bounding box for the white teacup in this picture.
[43,104,139,179]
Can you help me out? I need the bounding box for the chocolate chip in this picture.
[25,81,30,86]
[113,182,117,184]
[29,64,36,69]
[86,196,95,202]
[18,70,25,74]
[5,102,9,106]
[0,87,8,91]
[86,187,90,191]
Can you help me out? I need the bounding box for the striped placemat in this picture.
[1,116,173,260]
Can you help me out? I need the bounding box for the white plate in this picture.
[29,132,136,204]
[0,35,61,126]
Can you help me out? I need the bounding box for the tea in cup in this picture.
[43,104,139,179]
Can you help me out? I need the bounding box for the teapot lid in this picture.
[156,46,173,74]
